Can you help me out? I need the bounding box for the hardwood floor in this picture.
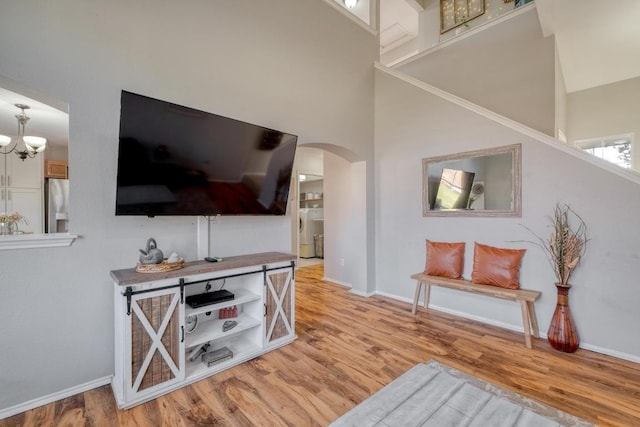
[3,264,640,426]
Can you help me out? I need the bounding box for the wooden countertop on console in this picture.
[110,251,296,286]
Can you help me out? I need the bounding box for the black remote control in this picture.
[204,256,223,263]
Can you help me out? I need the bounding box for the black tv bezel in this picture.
[115,90,298,217]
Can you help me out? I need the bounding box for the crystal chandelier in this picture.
[0,104,47,161]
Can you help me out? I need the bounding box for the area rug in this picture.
[330,360,594,427]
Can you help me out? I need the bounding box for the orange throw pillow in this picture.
[424,240,465,279]
[471,242,525,289]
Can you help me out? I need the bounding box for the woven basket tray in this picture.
[135,258,185,273]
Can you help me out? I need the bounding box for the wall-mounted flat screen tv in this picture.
[116,91,298,216]
[433,168,475,210]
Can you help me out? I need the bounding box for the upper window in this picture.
[575,134,633,169]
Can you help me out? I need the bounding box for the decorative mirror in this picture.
[422,144,521,217]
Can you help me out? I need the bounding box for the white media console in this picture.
[110,252,296,409]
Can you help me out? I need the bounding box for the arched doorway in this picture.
[292,144,371,296]
[295,147,324,267]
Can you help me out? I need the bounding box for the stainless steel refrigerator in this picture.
[45,178,69,233]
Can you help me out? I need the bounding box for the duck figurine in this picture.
[138,238,164,264]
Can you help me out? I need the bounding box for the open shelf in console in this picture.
[186,335,262,379]
[185,312,262,348]
[185,288,261,317]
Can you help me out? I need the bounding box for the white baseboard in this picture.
[322,276,351,289]
[374,291,640,363]
[375,291,413,304]
[350,289,376,297]
[578,343,640,363]
[0,376,112,420]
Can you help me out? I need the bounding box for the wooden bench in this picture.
[410,272,542,349]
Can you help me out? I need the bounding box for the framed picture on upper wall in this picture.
[440,0,485,34]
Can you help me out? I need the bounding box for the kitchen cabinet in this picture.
[0,155,43,233]
[45,160,68,179]
[1,154,42,189]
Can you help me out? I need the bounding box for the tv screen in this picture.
[116,91,298,216]
[433,168,475,210]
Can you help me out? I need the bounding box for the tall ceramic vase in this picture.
[547,284,579,353]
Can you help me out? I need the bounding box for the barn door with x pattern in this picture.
[126,287,184,400]
[264,267,295,346]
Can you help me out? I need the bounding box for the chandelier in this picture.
[0,104,47,161]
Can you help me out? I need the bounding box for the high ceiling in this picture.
[338,0,640,93]
[332,0,420,53]
[2,0,638,148]
[536,0,640,93]
[379,0,420,53]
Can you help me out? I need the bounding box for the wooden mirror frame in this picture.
[422,144,521,217]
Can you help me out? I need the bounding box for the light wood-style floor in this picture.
[3,264,640,426]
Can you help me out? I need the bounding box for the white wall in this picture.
[0,0,377,413]
[44,145,69,162]
[323,151,353,287]
[375,68,640,360]
[322,152,369,294]
[554,42,568,141]
[352,161,371,294]
[296,147,324,177]
[399,7,556,136]
[417,0,440,51]
[567,76,640,169]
